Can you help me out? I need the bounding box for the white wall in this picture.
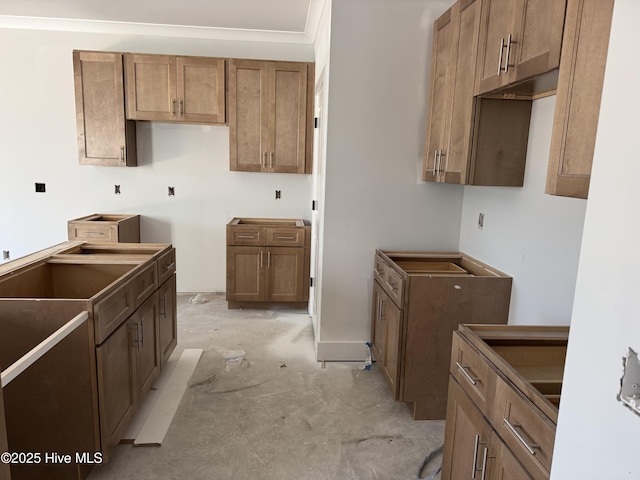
[552,1,640,477]
[0,28,313,292]
[459,97,587,325]
[316,0,461,360]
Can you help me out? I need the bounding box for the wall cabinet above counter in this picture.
[422,0,614,198]
[73,50,314,174]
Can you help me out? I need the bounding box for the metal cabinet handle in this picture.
[172,99,176,115]
[385,281,397,291]
[480,447,489,480]
[260,251,263,268]
[432,150,439,175]
[269,152,273,169]
[276,236,295,240]
[267,251,271,268]
[179,99,184,116]
[503,418,540,455]
[237,235,256,239]
[456,362,480,386]
[504,33,516,73]
[120,146,125,162]
[262,152,267,168]
[164,262,176,271]
[438,151,446,175]
[497,37,505,76]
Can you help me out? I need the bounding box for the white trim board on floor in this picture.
[123,348,203,446]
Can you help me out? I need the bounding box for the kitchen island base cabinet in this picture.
[0,242,178,478]
[371,250,512,420]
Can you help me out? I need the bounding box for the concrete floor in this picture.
[88,293,445,480]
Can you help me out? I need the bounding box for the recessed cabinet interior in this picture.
[73,50,137,167]
[226,218,310,308]
[125,53,226,124]
[545,0,615,199]
[228,59,313,174]
[371,250,512,420]
[474,0,567,95]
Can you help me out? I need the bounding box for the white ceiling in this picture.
[0,0,326,43]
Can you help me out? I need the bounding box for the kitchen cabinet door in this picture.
[73,50,136,166]
[423,7,455,182]
[265,247,305,302]
[371,281,387,364]
[96,317,137,462]
[158,274,177,367]
[133,292,160,400]
[546,0,614,199]
[382,298,402,397]
[227,246,265,302]
[176,56,226,123]
[442,378,494,480]
[125,53,177,121]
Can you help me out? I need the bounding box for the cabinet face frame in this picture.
[74,50,137,167]
[159,274,177,366]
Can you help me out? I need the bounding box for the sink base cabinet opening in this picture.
[370,250,512,420]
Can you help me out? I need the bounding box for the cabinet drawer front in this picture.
[451,332,496,416]
[494,377,555,479]
[69,224,117,242]
[157,247,176,285]
[383,265,404,307]
[266,227,305,247]
[132,262,158,308]
[373,255,388,286]
[227,226,264,245]
[94,281,136,344]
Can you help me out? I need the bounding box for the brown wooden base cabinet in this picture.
[0,242,177,480]
[226,218,310,309]
[442,324,568,480]
[371,250,512,420]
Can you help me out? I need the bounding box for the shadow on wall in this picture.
[141,216,172,243]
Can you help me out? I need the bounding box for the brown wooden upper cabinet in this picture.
[125,53,226,124]
[228,59,313,174]
[423,0,532,187]
[475,0,567,95]
[73,50,136,166]
[545,0,614,199]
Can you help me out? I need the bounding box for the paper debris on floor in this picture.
[126,348,203,447]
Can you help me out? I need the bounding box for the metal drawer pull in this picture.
[432,150,438,175]
[276,236,295,240]
[120,146,125,162]
[498,37,505,76]
[374,269,384,276]
[503,419,540,455]
[237,235,256,239]
[267,251,271,268]
[172,99,176,115]
[385,281,398,291]
[163,261,176,271]
[179,99,184,116]
[504,33,516,73]
[456,362,480,386]
[269,151,273,168]
[262,152,267,168]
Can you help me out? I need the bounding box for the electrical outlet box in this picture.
[35,183,46,193]
[478,213,484,230]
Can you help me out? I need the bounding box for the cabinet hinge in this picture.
[310,277,314,287]
[314,117,319,128]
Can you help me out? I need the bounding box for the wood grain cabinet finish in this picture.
[226,218,310,308]
[125,53,225,124]
[371,250,512,420]
[545,0,615,199]
[0,242,177,474]
[442,324,569,480]
[423,0,532,187]
[475,0,567,95]
[73,50,136,166]
[228,59,313,174]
